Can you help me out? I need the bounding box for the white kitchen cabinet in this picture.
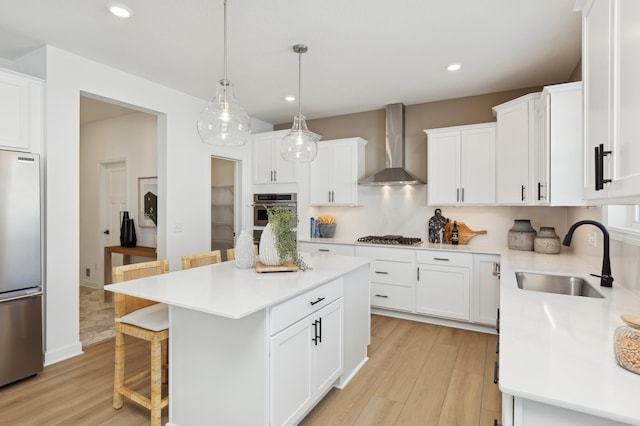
[309,138,367,206]
[493,93,540,205]
[416,251,471,321]
[355,246,415,312]
[471,254,500,326]
[425,123,496,205]
[299,242,355,256]
[252,130,298,184]
[270,278,344,426]
[0,68,43,152]
[580,0,640,202]
[532,82,586,206]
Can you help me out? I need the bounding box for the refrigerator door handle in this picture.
[0,289,43,303]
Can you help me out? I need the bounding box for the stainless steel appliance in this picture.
[0,150,43,387]
[253,193,297,243]
[357,235,422,246]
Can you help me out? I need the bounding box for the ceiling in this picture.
[0,0,582,125]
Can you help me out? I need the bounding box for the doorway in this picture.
[79,95,158,347]
[211,157,237,261]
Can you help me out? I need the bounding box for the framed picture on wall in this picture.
[138,176,157,228]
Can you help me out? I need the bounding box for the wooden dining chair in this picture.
[180,250,222,270]
[112,259,170,426]
[226,245,258,261]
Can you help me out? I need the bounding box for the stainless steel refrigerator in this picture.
[0,149,43,387]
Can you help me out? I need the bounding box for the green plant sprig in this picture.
[266,206,311,271]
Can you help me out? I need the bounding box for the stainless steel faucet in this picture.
[562,220,613,287]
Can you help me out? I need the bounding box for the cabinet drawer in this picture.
[299,242,354,256]
[370,260,415,287]
[370,283,412,311]
[270,278,343,335]
[415,250,471,267]
[355,246,414,262]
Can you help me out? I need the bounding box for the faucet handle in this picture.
[590,273,614,287]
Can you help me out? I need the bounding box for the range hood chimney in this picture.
[359,103,425,185]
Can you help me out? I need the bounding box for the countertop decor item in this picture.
[428,208,449,243]
[534,226,561,254]
[260,206,310,270]
[614,314,640,375]
[120,211,130,247]
[234,229,255,268]
[443,222,487,245]
[508,219,536,251]
[318,215,337,238]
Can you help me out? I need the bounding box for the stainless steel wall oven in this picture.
[253,193,297,243]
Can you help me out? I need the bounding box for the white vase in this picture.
[234,229,255,268]
[259,223,282,266]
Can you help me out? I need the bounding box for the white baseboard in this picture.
[44,341,83,366]
[371,308,497,335]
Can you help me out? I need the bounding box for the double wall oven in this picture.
[253,193,297,243]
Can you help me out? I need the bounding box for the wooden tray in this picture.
[444,222,487,245]
[255,260,299,273]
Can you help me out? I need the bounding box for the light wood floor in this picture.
[0,315,500,425]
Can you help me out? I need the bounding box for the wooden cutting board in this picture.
[255,260,299,273]
[444,222,487,245]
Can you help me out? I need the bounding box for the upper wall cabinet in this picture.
[0,68,43,153]
[492,93,540,205]
[532,82,586,206]
[425,123,496,206]
[252,130,299,185]
[581,0,640,202]
[309,138,366,206]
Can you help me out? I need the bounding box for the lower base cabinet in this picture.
[270,297,343,426]
[472,254,501,325]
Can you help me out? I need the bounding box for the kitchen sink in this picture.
[515,272,604,298]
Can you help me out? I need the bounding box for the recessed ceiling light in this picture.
[108,2,133,18]
[284,96,295,102]
[447,63,462,72]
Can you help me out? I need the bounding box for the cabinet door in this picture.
[273,142,299,183]
[472,254,500,326]
[314,299,343,396]
[427,131,460,205]
[253,133,276,184]
[582,0,613,199]
[0,72,30,151]
[309,143,332,205]
[496,100,531,204]
[611,0,640,198]
[416,264,470,321]
[270,315,314,426]
[330,141,357,205]
[460,127,495,204]
[532,94,549,204]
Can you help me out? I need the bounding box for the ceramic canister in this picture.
[508,219,537,251]
[534,226,561,254]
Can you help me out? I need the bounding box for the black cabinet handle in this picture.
[318,317,322,343]
[496,340,499,354]
[374,271,389,275]
[433,257,450,262]
[318,249,330,252]
[493,361,499,384]
[312,319,319,345]
[595,143,612,191]
[461,187,465,202]
[496,308,500,334]
[537,182,543,200]
[521,184,525,201]
[310,297,325,306]
[374,294,389,298]
[456,188,460,202]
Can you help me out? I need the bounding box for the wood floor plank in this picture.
[436,369,484,426]
[454,330,488,375]
[367,318,418,369]
[394,342,459,426]
[353,396,404,426]
[374,322,439,403]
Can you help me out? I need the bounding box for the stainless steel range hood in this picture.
[359,103,425,185]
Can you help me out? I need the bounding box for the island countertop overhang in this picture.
[105,253,372,319]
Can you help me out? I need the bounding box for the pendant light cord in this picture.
[297,50,302,116]
[223,0,228,82]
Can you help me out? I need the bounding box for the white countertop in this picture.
[300,237,501,255]
[498,250,640,425]
[105,253,371,319]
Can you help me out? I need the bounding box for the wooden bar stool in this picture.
[226,245,258,261]
[112,259,169,426]
[181,250,222,269]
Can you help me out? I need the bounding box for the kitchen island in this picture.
[106,252,371,426]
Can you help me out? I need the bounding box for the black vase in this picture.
[125,219,137,247]
[120,211,130,247]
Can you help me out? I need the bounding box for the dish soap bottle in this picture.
[451,221,459,245]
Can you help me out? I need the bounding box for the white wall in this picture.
[80,111,158,287]
[13,45,271,365]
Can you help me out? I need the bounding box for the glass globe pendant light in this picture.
[280,44,321,162]
[197,0,251,146]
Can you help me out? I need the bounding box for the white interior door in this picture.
[101,161,127,284]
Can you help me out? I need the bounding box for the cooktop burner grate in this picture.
[357,235,422,246]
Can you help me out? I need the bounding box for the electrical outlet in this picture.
[85,267,91,277]
[587,231,597,247]
[174,222,183,233]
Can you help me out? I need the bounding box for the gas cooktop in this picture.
[357,235,422,246]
